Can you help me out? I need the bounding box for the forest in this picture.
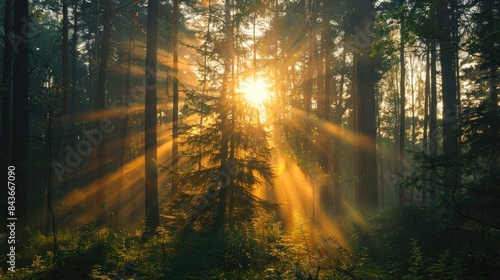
[1,0,499,279]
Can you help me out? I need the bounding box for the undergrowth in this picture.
[1,208,498,279]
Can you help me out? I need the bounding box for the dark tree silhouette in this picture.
[144,0,160,233]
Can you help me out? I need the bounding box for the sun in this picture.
[240,77,271,106]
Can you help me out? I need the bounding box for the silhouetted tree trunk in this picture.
[198,0,211,171]
[422,44,430,206]
[354,0,378,213]
[398,7,406,206]
[1,0,13,239]
[71,0,78,114]
[144,0,160,233]
[62,0,69,114]
[172,0,179,195]
[436,0,459,185]
[11,0,29,246]
[333,46,346,215]
[304,0,315,153]
[319,0,333,213]
[429,36,437,206]
[94,0,112,222]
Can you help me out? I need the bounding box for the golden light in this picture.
[240,77,271,106]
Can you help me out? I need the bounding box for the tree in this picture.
[172,0,179,195]
[318,0,333,213]
[62,0,69,114]
[354,0,378,213]
[93,0,113,222]
[429,32,438,206]
[1,0,13,239]
[436,0,459,185]
[398,0,406,206]
[71,0,79,113]
[171,0,275,232]
[11,0,29,246]
[144,0,160,233]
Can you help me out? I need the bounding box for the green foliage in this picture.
[350,205,500,280]
[6,205,500,279]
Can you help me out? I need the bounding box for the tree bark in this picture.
[354,0,378,213]
[172,0,179,195]
[436,0,459,185]
[398,14,406,206]
[71,0,78,114]
[422,44,430,206]
[62,0,69,114]
[304,0,315,150]
[1,0,13,239]
[144,0,160,233]
[319,0,333,213]
[333,46,346,215]
[429,37,437,206]
[11,0,29,247]
[93,0,112,223]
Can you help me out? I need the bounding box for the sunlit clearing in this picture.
[240,77,271,107]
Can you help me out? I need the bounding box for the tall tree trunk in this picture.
[88,0,100,112]
[451,1,462,181]
[303,0,315,159]
[58,0,70,196]
[429,37,438,205]
[333,46,346,215]
[11,0,29,247]
[436,0,459,186]
[377,96,384,208]
[71,0,78,114]
[93,0,112,222]
[172,0,179,195]
[410,54,416,204]
[398,15,406,206]
[62,0,69,114]
[410,55,416,150]
[43,100,53,236]
[144,0,160,233]
[198,0,210,171]
[354,0,378,213]
[1,0,13,239]
[422,43,430,206]
[228,63,236,227]
[319,0,332,212]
